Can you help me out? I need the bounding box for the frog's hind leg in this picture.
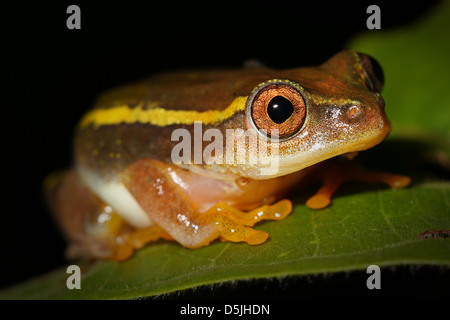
[306,158,411,209]
[121,159,293,250]
[46,170,130,260]
[46,169,173,261]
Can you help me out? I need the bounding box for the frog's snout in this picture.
[364,100,392,148]
[375,99,391,138]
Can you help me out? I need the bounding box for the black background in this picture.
[2,1,447,299]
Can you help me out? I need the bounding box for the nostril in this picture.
[347,105,361,119]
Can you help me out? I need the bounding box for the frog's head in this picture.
[243,50,390,179]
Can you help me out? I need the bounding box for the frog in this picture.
[46,50,410,261]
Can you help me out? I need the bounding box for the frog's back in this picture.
[92,68,276,112]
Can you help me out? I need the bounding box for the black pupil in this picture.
[267,96,294,124]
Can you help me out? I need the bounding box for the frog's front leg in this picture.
[306,158,411,209]
[121,159,292,250]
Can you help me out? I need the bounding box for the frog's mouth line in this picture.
[264,124,391,179]
[348,122,391,153]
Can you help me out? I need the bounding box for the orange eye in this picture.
[246,80,306,140]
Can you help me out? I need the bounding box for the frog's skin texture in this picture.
[47,50,410,260]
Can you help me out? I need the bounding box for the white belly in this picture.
[77,167,154,228]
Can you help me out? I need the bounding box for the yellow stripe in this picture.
[79,96,248,128]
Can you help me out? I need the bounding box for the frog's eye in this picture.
[246,81,306,140]
[358,53,384,93]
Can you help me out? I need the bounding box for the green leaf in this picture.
[348,2,450,139]
[2,3,449,299]
[2,177,449,299]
